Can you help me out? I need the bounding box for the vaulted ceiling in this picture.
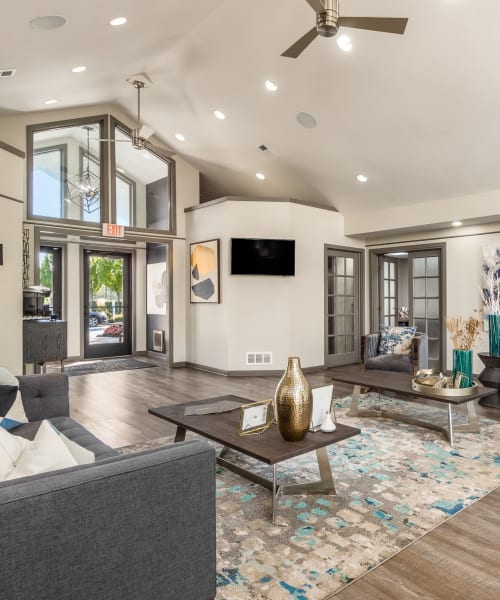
[1,1,500,218]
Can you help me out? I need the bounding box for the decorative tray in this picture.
[411,379,479,397]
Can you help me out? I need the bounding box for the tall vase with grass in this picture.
[446,313,481,388]
[480,268,500,356]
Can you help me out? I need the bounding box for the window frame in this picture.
[32,143,67,220]
[27,115,109,225]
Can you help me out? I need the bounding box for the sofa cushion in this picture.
[12,417,117,461]
[378,325,417,355]
[365,353,414,373]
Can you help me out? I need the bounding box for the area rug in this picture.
[65,358,158,376]
[120,393,500,600]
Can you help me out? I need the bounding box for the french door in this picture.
[325,247,363,367]
[83,250,131,358]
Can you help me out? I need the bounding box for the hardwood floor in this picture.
[64,361,500,599]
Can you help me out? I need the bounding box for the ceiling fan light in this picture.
[337,35,352,52]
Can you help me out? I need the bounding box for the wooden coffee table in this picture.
[328,364,497,446]
[149,396,360,523]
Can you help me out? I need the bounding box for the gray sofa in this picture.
[0,373,216,600]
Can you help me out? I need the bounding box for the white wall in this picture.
[369,226,500,373]
[186,199,364,372]
[0,147,24,373]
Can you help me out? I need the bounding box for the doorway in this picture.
[83,250,132,358]
[39,246,62,319]
[370,244,446,371]
[325,246,364,367]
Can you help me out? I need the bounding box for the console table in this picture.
[23,319,67,373]
[477,352,500,408]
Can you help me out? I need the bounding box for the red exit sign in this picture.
[102,223,124,238]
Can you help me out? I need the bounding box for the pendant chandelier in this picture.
[64,125,100,214]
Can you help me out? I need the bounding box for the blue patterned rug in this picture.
[123,393,500,600]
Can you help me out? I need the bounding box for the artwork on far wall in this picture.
[482,244,500,330]
[190,239,220,303]
[147,262,167,315]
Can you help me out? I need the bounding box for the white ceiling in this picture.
[2,0,500,217]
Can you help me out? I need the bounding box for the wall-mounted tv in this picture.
[231,238,295,276]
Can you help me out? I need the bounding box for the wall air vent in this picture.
[0,69,16,78]
[246,351,272,366]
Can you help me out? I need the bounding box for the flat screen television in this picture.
[231,238,295,276]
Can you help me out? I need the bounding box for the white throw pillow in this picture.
[56,430,95,465]
[0,426,29,479]
[5,420,78,480]
[0,391,28,431]
[0,367,18,387]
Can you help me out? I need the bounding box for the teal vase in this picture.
[452,349,473,388]
[488,314,500,356]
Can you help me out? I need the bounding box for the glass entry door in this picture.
[409,250,442,371]
[83,250,131,358]
[325,247,362,367]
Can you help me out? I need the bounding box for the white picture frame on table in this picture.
[309,384,334,432]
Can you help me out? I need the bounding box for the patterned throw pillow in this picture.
[0,391,28,431]
[378,325,417,355]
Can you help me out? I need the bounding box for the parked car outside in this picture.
[88,310,108,327]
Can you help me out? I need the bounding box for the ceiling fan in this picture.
[96,78,174,157]
[282,0,408,58]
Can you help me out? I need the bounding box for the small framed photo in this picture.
[309,384,333,432]
[238,400,273,435]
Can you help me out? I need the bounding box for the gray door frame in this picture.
[324,245,365,367]
[368,243,447,370]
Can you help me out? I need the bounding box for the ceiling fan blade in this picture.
[305,0,324,13]
[338,17,408,34]
[281,26,319,58]
[139,124,155,140]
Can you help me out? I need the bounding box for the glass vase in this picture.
[452,349,473,388]
[488,314,500,356]
[274,357,312,441]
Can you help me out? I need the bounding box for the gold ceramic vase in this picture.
[274,357,312,442]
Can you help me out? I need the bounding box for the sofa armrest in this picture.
[0,439,216,600]
[362,333,380,362]
[17,373,70,421]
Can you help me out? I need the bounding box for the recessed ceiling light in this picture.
[256,173,265,180]
[44,99,58,105]
[296,111,317,129]
[29,16,66,31]
[451,220,463,227]
[214,110,226,120]
[110,17,127,26]
[72,66,87,73]
[337,35,352,52]
[265,79,278,92]
[175,133,185,142]
[356,174,368,183]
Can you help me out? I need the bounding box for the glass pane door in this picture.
[409,251,442,370]
[325,248,361,367]
[83,251,131,358]
[380,258,397,327]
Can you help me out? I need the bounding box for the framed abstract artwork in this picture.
[190,239,220,303]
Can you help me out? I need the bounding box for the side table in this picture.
[477,352,500,408]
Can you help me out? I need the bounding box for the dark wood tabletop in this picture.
[327,364,497,405]
[149,395,361,465]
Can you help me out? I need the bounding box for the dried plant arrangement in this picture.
[446,311,482,350]
[480,268,500,316]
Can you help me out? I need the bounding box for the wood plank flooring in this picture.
[63,360,500,599]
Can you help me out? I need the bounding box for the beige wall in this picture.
[186,199,364,372]
[0,147,24,373]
